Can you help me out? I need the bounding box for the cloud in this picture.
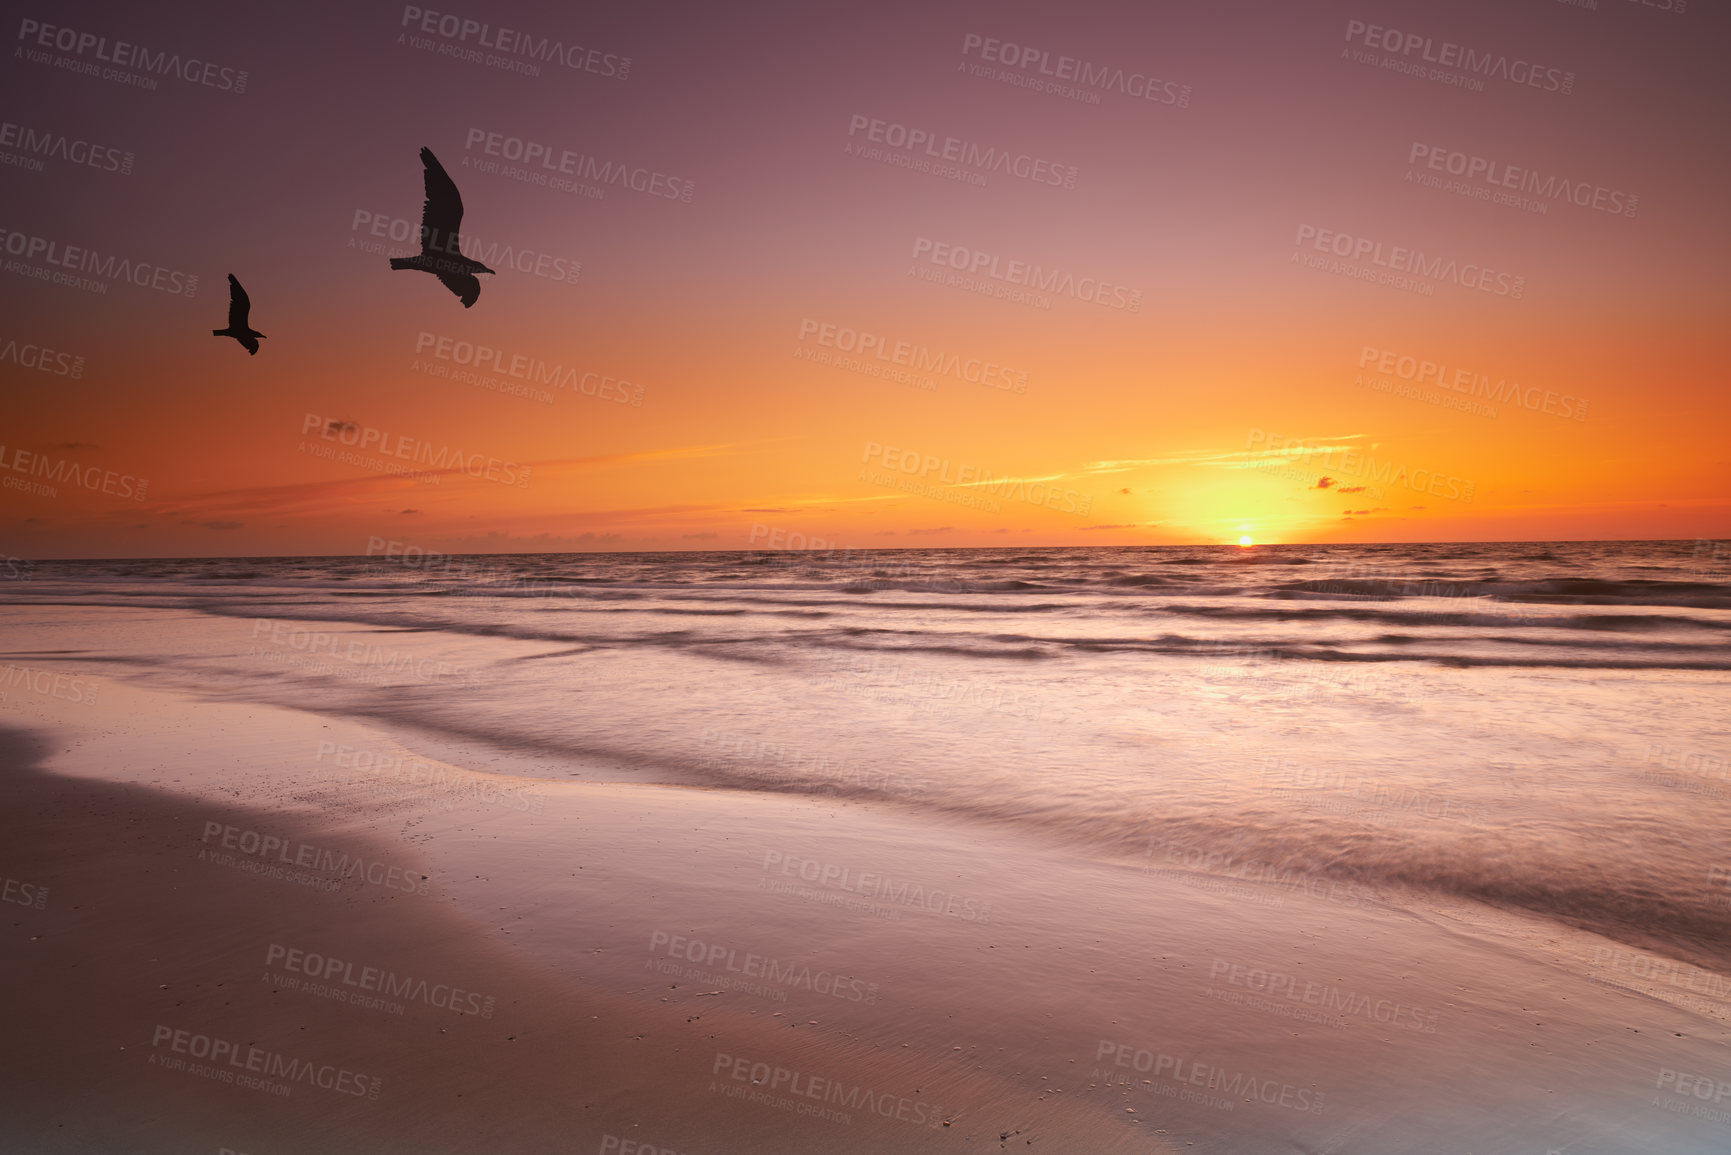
[786,492,907,508]
[951,472,1067,489]
[1119,488,1132,495]
[1338,486,1367,494]
[907,526,953,535]
[195,520,243,530]
[303,421,707,497]
[57,441,99,450]
[741,507,800,513]
[398,509,421,515]
[1079,436,1370,476]
[1314,477,1335,489]
[681,531,718,540]
[1080,454,1236,471]
[145,453,744,523]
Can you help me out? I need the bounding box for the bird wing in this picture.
[436,271,481,308]
[227,274,251,329]
[419,147,465,249]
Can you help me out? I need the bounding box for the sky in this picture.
[2,0,1727,557]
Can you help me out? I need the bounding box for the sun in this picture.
[1238,535,1253,547]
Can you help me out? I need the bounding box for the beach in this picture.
[2,541,1730,1152]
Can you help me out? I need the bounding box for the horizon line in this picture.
[6,536,1717,565]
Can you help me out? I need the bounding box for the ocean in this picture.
[8,538,1729,970]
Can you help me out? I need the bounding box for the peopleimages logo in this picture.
[463,128,694,202]
[1207,958,1441,1032]
[412,334,641,405]
[0,119,134,175]
[1357,346,1587,421]
[700,725,932,797]
[846,115,1078,189]
[199,820,430,894]
[0,336,84,377]
[1644,742,1727,782]
[1342,19,1574,95]
[1293,225,1524,299]
[647,931,880,1004]
[0,443,148,501]
[149,1025,380,1099]
[0,663,97,705]
[16,18,249,93]
[1407,143,1636,218]
[798,318,1027,393]
[299,413,533,487]
[1248,429,1475,504]
[711,1052,951,1128]
[0,227,198,297]
[350,212,580,285]
[1093,1039,1325,1114]
[265,943,496,1017]
[911,237,1142,312]
[861,441,1093,517]
[315,738,547,813]
[398,6,630,78]
[2,874,48,910]
[761,848,993,921]
[960,33,1191,107]
[1655,1068,1731,1105]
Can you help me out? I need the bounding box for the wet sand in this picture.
[0,684,1169,1154]
[3,667,1730,1153]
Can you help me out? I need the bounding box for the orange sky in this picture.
[3,0,1727,557]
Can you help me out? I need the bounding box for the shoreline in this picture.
[0,687,1168,1154]
[2,649,1730,1151]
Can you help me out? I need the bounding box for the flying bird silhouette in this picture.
[212,274,265,355]
[389,146,495,307]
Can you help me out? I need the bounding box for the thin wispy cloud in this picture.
[139,443,756,521]
[950,471,1069,489]
[1080,436,1369,475]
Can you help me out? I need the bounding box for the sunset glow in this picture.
[1,3,1725,559]
[5,5,1731,1154]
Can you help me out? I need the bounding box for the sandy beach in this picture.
[4,575,1730,1153]
[0,674,1174,1154]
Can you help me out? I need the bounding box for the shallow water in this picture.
[6,540,1728,970]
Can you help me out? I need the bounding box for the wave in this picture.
[1169,602,1729,632]
[658,752,1731,970]
[9,588,1728,670]
[222,679,1731,971]
[1282,574,1731,600]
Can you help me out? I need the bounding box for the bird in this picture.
[212,274,265,354]
[389,146,495,307]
